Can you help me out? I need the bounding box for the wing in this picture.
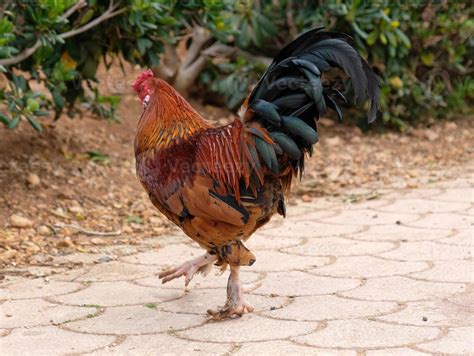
[136,120,277,228]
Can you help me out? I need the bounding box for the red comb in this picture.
[132,69,154,94]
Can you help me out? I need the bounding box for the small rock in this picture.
[68,206,84,214]
[424,129,439,142]
[37,225,52,236]
[10,214,34,228]
[422,316,428,322]
[301,194,312,203]
[57,238,74,248]
[98,255,112,263]
[91,238,106,245]
[27,173,41,187]
[326,136,341,146]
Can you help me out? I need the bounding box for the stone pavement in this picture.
[0,173,473,355]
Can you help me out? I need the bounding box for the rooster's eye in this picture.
[143,94,150,108]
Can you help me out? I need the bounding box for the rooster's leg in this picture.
[159,252,217,286]
[207,265,254,319]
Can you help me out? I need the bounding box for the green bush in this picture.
[0,0,472,132]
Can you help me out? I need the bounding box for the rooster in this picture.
[133,28,380,319]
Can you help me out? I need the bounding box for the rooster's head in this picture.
[133,69,154,107]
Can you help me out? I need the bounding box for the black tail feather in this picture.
[244,27,380,174]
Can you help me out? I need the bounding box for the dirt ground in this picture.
[0,65,473,271]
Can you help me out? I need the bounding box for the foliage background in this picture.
[0,0,472,132]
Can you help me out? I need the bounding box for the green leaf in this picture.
[8,115,20,129]
[27,115,43,132]
[0,112,9,125]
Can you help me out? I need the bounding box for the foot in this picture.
[207,265,254,320]
[158,252,217,286]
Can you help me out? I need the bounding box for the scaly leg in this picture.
[159,252,217,286]
[207,265,254,320]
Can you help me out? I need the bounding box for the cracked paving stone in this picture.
[252,271,360,297]
[259,220,364,238]
[308,256,427,278]
[437,230,474,246]
[378,298,474,327]
[351,224,452,242]
[319,209,420,226]
[50,281,184,307]
[380,241,473,261]
[292,319,439,349]
[89,333,233,355]
[340,276,466,302]
[65,306,205,335]
[417,326,474,355]
[134,269,261,290]
[410,260,474,283]
[400,188,443,199]
[119,244,201,266]
[0,299,96,328]
[0,326,115,354]
[365,348,431,355]
[159,288,288,314]
[176,314,319,342]
[432,188,474,203]
[247,234,305,250]
[76,262,154,282]
[408,213,473,230]
[261,295,398,321]
[234,340,356,355]
[0,279,83,300]
[378,198,471,214]
[250,250,330,272]
[282,237,394,257]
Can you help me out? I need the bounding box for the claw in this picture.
[158,252,217,286]
[206,265,254,321]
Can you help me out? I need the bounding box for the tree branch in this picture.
[0,1,127,67]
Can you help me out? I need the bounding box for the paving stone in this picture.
[160,288,288,315]
[119,244,201,266]
[320,209,420,226]
[293,319,439,348]
[417,327,474,355]
[408,213,473,230]
[260,220,364,238]
[0,279,83,300]
[341,276,466,302]
[247,234,305,250]
[261,295,398,321]
[437,230,473,246]
[89,333,233,355]
[176,315,319,342]
[289,209,345,222]
[76,262,154,282]
[400,188,443,199]
[432,188,474,203]
[0,299,96,328]
[309,256,427,278]
[0,326,115,354]
[283,237,394,257]
[410,260,474,283]
[234,340,356,355]
[351,224,451,242]
[252,271,360,297]
[380,241,473,261]
[378,298,474,327]
[340,199,392,211]
[50,281,183,307]
[365,347,431,355]
[378,198,471,214]
[65,306,205,335]
[251,250,330,272]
